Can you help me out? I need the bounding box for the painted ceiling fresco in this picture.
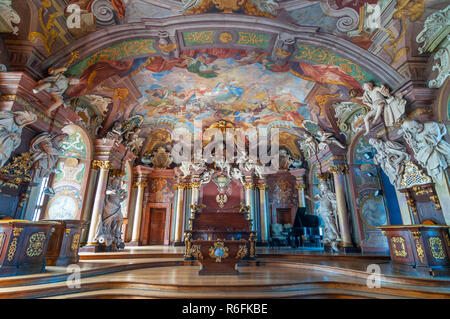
[5,0,439,161]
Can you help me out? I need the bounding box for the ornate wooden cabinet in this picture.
[379,225,450,276]
[185,206,256,275]
[0,220,57,276]
[44,220,89,266]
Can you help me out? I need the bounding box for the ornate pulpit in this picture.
[185,204,256,275]
[0,220,57,276]
[379,225,450,276]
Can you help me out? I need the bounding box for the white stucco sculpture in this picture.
[0,111,37,167]
[305,180,341,253]
[362,82,406,134]
[369,138,411,189]
[33,67,80,116]
[30,132,67,179]
[401,119,450,184]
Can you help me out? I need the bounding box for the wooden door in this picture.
[149,208,166,244]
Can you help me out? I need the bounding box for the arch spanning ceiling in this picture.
[16,1,413,160]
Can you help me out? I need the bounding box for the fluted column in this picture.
[257,183,269,243]
[131,180,148,244]
[329,165,352,247]
[87,160,112,245]
[174,182,187,244]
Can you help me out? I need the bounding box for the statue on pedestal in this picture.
[30,132,67,179]
[362,82,406,135]
[305,180,341,252]
[401,119,450,184]
[0,111,37,167]
[369,138,411,189]
[95,175,126,250]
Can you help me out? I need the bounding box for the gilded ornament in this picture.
[244,182,255,190]
[219,32,233,43]
[7,237,17,261]
[391,236,408,258]
[190,244,203,260]
[295,184,306,191]
[213,0,245,13]
[26,232,46,257]
[429,236,446,260]
[71,233,80,251]
[209,240,229,262]
[236,244,248,260]
[13,227,23,237]
[92,160,113,170]
[429,195,442,210]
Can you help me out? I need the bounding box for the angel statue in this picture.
[301,131,319,158]
[305,180,341,253]
[362,82,406,135]
[0,111,37,167]
[317,129,346,150]
[33,66,80,116]
[401,120,450,184]
[369,138,410,189]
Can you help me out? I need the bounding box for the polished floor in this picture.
[0,246,449,299]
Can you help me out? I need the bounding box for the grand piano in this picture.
[289,207,323,249]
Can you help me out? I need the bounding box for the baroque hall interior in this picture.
[0,0,449,299]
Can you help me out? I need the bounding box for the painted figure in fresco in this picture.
[30,133,68,179]
[95,175,126,251]
[33,67,81,116]
[369,138,411,189]
[305,181,341,253]
[362,82,406,135]
[0,111,37,167]
[401,120,450,184]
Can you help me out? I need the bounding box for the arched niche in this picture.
[43,124,93,220]
[346,132,395,252]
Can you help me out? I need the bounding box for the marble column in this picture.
[257,182,269,244]
[244,178,255,231]
[295,183,306,207]
[174,182,187,244]
[191,179,200,205]
[328,165,352,247]
[130,180,148,244]
[86,160,112,246]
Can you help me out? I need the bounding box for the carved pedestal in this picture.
[190,239,252,275]
[44,220,89,266]
[379,225,450,276]
[0,220,56,276]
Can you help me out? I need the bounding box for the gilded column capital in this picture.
[244,182,255,190]
[190,182,201,189]
[328,164,349,175]
[256,183,268,190]
[295,184,306,191]
[92,160,113,170]
[175,182,190,190]
[134,181,148,188]
[316,173,330,181]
